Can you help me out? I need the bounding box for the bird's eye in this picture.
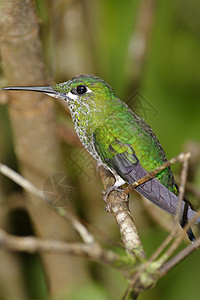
[76,85,87,95]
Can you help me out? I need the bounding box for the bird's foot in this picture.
[102,186,123,203]
[102,186,128,213]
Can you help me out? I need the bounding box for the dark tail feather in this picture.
[175,185,196,242]
[180,199,196,242]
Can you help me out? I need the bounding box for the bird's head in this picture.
[2,74,116,112]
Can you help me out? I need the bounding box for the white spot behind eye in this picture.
[86,87,93,93]
[66,91,79,100]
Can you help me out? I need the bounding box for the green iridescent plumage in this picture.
[54,75,177,194]
[3,74,199,241]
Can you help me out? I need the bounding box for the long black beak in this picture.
[2,86,55,94]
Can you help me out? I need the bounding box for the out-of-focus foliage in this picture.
[0,0,200,299]
[143,0,200,158]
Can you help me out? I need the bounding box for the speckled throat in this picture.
[66,97,103,164]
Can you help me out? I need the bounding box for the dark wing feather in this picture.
[94,134,200,227]
[113,150,198,223]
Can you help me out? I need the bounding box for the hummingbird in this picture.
[3,74,199,241]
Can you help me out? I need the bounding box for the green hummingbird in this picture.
[3,74,199,241]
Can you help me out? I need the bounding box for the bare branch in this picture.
[159,237,200,277]
[99,152,192,262]
[56,209,95,245]
[158,211,200,267]
[174,152,190,224]
[154,155,200,277]
[0,163,43,199]
[0,163,94,244]
[124,153,189,194]
[1,158,199,299]
[99,167,146,260]
[182,180,200,203]
[129,0,157,90]
[0,229,132,270]
[134,154,197,272]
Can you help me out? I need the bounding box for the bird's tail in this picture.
[176,185,197,241]
[134,179,200,242]
[179,199,195,241]
[115,157,199,241]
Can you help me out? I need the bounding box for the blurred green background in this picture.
[0,0,200,299]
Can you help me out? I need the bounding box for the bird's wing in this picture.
[93,127,197,223]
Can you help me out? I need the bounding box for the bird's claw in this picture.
[102,185,124,203]
[103,186,129,213]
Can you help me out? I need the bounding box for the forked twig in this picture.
[0,163,94,244]
[0,228,130,268]
[1,152,199,300]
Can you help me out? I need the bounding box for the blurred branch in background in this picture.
[0,172,27,299]
[0,153,199,299]
[0,0,200,299]
[184,141,200,187]
[128,0,157,91]
[175,141,200,205]
[0,0,88,298]
[0,228,135,269]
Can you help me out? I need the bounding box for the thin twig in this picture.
[159,237,200,276]
[174,152,190,224]
[158,211,200,266]
[123,209,200,296]
[124,153,187,194]
[182,180,200,202]
[0,163,43,199]
[148,153,191,263]
[56,209,95,244]
[144,153,193,265]
[142,201,175,233]
[0,229,132,269]
[157,150,199,267]
[0,163,94,244]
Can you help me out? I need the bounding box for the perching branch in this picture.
[99,166,146,260]
[0,154,199,300]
